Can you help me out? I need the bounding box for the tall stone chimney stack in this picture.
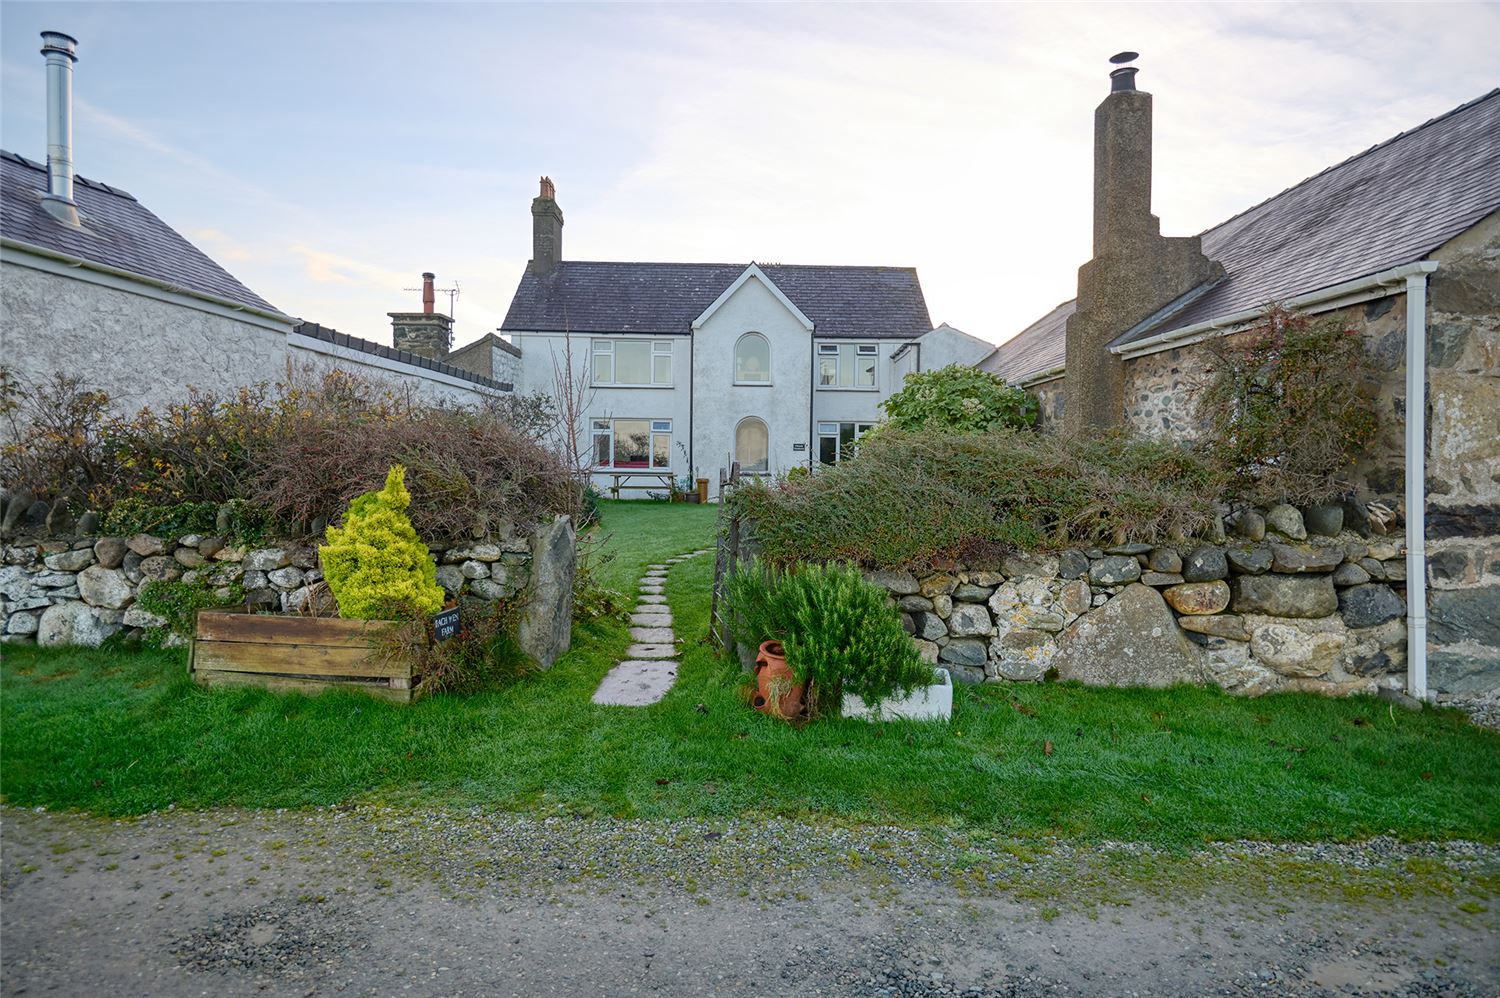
[1061,53,1223,437]
[530,176,563,277]
[389,271,453,360]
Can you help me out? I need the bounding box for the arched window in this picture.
[735,417,769,474]
[734,332,771,384]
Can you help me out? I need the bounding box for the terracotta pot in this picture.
[753,640,805,720]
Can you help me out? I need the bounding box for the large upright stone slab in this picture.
[1051,583,1205,688]
[517,514,576,669]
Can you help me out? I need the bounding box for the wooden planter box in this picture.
[189,609,424,703]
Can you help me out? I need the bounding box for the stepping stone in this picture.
[630,612,673,627]
[643,572,667,580]
[638,594,667,605]
[629,626,675,643]
[626,643,677,658]
[648,564,668,570]
[592,661,678,706]
[640,585,665,595]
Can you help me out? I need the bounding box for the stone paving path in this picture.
[591,549,710,706]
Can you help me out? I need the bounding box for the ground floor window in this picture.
[817,421,874,464]
[735,417,769,474]
[593,418,671,469]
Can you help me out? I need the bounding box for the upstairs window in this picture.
[592,418,671,469]
[817,343,878,389]
[592,339,672,386]
[735,332,771,384]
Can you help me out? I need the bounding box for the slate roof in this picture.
[501,261,932,339]
[978,300,1074,383]
[984,89,1500,382]
[0,151,282,315]
[295,322,513,392]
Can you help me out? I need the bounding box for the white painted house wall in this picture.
[692,272,814,489]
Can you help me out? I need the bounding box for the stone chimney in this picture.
[389,272,453,360]
[530,176,563,277]
[1062,53,1223,436]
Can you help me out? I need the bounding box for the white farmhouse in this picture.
[501,179,965,497]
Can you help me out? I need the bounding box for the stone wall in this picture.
[1,527,535,649]
[1016,213,1499,694]
[862,502,1421,696]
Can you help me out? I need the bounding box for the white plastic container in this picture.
[841,667,953,722]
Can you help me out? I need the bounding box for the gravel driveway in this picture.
[3,804,1496,996]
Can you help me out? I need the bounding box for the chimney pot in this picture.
[39,30,80,227]
[422,272,435,314]
[530,176,564,277]
[1110,66,1138,93]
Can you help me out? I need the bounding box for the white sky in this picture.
[2,2,1497,349]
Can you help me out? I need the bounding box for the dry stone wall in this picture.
[1,526,535,649]
[863,503,1426,696]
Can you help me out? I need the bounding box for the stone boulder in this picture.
[1182,547,1228,583]
[1303,504,1344,537]
[1337,584,1406,628]
[1232,574,1338,618]
[44,548,94,572]
[1265,504,1307,540]
[867,570,919,596]
[78,566,133,609]
[516,515,576,669]
[1226,545,1273,575]
[1248,620,1346,677]
[126,533,166,557]
[1269,543,1344,574]
[1050,584,1205,688]
[1163,580,1231,615]
[37,602,120,647]
[1089,556,1140,586]
[93,537,128,569]
[947,603,992,637]
[988,628,1056,680]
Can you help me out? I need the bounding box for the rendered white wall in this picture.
[0,258,288,413]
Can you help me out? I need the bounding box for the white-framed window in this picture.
[817,421,875,465]
[816,343,878,389]
[592,418,672,469]
[734,332,771,384]
[735,416,769,474]
[592,339,673,386]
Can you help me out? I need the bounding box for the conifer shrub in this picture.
[319,465,445,620]
[728,561,933,716]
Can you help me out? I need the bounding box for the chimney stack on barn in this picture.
[1061,53,1223,436]
[530,176,564,277]
[39,31,80,227]
[389,271,453,360]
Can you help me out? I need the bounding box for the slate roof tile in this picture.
[501,261,931,340]
[1,150,282,315]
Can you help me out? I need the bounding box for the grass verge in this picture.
[3,501,1498,845]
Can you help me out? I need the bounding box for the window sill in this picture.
[733,381,774,387]
[815,385,879,392]
[590,383,675,390]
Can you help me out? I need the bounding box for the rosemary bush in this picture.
[728,561,932,715]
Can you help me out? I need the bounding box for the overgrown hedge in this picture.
[730,428,1223,568]
[0,367,576,542]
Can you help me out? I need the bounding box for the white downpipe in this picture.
[1405,271,1430,701]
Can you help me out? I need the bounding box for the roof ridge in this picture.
[0,149,138,201]
[548,259,919,272]
[1199,88,1499,237]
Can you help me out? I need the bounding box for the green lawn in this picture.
[3,499,1499,845]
